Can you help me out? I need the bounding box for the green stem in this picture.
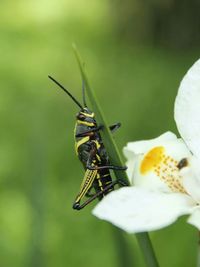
[73,44,160,267]
[112,226,134,267]
[136,233,160,267]
[197,232,200,267]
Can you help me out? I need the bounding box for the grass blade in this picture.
[73,44,129,185]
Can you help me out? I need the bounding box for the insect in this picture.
[48,75,128,210]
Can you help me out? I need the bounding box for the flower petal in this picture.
[123,131,177,156]
[181,157,200,203]
[93,187,195,233]
[125,153,137,184]
[123,132,177,184]
[187,207,200,230]
[134,139,191,192]
[123,132,192,192]
[174,58,200,158]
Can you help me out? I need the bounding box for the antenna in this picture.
[82,79,87,107]
[48,76,83,110]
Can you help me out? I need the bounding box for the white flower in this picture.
[93,59,200,233]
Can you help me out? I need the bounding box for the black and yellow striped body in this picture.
[73,109,114,207]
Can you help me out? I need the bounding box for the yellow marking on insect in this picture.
[77,120,95,127]
[75,169,98,202]
[96,173,103,189]
[96,154,101,162]
[93,140,101,150]
[80,112,94,118]
[75,136,90,154]
[140,146,187,194]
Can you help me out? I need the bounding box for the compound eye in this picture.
[78,114,85,120]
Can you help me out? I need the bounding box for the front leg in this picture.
[109,122,121,133]
[76,122,121,138]
[75,125,103,137]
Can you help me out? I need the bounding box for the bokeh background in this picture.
[1,0,200,266]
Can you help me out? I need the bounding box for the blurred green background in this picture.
[0,0,199,266]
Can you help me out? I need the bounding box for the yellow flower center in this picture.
[140,147,164,174]
[140,146,186,193]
